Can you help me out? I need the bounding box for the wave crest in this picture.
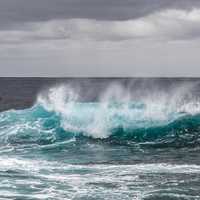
[1,84,200,147]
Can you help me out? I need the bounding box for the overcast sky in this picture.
[1,0,200,76]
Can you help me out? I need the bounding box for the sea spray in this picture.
[0,82,198,146]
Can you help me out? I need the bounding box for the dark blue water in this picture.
[0,78,200,200]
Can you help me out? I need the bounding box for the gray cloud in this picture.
[1,0,200,76]
[1,9,200,44]
[0,0,200,29]
[0,0,200,44]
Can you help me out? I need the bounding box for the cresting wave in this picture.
[1,83,200,147]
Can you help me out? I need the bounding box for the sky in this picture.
[1,0,200,76]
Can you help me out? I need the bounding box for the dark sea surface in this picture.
[0,78,200,200]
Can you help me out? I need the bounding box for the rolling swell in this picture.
[1,101,200,148]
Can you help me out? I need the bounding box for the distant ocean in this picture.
[0,78,200,200]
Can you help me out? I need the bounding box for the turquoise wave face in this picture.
[1,101,200,148]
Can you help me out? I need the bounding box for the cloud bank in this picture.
[1,8,200,44]
[1,0,200,76]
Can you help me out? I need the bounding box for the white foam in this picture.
[37,82,200,139]
[0,156,199,200]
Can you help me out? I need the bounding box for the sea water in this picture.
[0,79,200,199]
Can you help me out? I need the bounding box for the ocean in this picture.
[0,78,200,200]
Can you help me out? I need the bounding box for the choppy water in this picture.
[1,79,200,199]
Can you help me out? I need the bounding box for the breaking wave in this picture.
[1,83,200,148]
